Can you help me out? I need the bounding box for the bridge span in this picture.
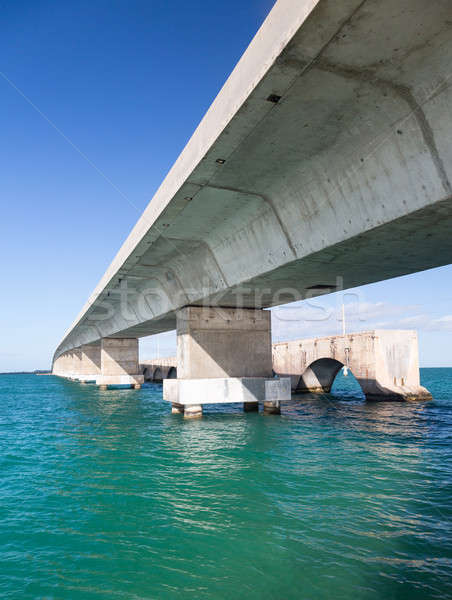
[53,0,449,412]
[272,330,430,401]
[143,330,430,407]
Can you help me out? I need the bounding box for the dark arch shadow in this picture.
[296,358,344,393]
[153,367,163,383]
[296,358,365,400]
[142,366,152,381]
[167,367,177,379]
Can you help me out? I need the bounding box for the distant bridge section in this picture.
[273,330,431,401]
[141,358,177,382]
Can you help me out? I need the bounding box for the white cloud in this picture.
[138,299,452,360]
[271,298,452,341]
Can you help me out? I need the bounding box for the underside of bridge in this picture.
[53,0,448,409]
[54,0,452,358]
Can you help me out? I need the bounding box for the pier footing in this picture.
[164,376,290,416]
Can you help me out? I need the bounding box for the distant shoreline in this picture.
[0,371,51,375]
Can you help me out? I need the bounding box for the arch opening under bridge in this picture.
[295,357,364,399]
[153,367,163,383]
[167,367,177,379]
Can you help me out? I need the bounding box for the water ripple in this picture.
[0,370,451,599]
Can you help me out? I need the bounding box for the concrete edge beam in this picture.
[163,377,291,406]
[96,374,144,387]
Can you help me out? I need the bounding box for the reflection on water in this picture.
[0,370,451,600]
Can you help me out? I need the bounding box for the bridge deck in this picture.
[54,0,452,361]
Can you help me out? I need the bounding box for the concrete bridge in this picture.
[141,357,177,383]
[272,330,430,401]
[142,330,430,405]
[53,0,450,414]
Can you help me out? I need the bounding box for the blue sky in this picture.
[0,0,451,371]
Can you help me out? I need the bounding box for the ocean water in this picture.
[0,370,451,600]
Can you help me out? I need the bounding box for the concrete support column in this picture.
[62,352,72,377]
[78,342,101,383]
[170,401,202,418]
[96,338,144,389]
[171,402,185,415]
[163,306,290,416]
[69,348,82,380]
[52,353,65,376]
[263,401,281,415]
[53,346,99,383]
[63,352,71,376]
[184,404,203,419]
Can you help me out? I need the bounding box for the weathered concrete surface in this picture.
[77,343,101,382]
[53,0,452,363]
[56,339,144,388]
[163,307,290,415]
[52,352,68,377]
[150,329,431,401]
[141,357,177,382]
[176,306,272,378]
[53,348,82,380]
[273,330,431,400]
[96,338,144,388]
[164,377,291,406]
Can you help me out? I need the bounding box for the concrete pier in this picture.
[163,307,290,416]
[77,342,101,383]
[171,402,185,415]
[53,338,144,389]
[96,338,144,389]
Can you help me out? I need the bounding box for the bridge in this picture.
[141,357,177,383]
[272,330,430,400]
[142,329,430,404]
[53,0,450,414]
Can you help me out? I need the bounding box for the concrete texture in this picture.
[163,377,291,406]
[184,405,203,419]
[150,329,431,401]
[176,307,272,379]
[171,402,185,415]
[96,338,144,388]
[141,357,177,382]
[52,0,452,362]
[163,307,290,415]
[55,339,144,388]
[273,330,431,400]
[77,343,101,381]
[53,348,82,380]
[100,338,139,376]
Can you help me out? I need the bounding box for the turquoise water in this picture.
[0,370,451,599]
